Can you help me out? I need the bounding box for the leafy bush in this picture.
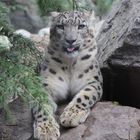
[0,2,51,119]
[37,0,73,15]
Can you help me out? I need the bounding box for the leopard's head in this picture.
[50,11,95,57]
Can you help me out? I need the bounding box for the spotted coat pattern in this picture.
[33,11,103,140]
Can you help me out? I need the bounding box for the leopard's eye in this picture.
[78,24,86,29]
[56,25,64,30]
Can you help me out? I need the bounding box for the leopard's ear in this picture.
[83,10,96,21]
[49,11,60,26]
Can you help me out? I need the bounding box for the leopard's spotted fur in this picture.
[33,11,103,140]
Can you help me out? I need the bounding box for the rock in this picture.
[97,0,140,67]
[1,100,140,140]
[0,99,32,140]
[38,27,50,37]
[15,29,31,38]
[14,28,50,55]
[94,20,105,39]
[30,34,49,56]
[5,0,45,33]
[106,44,140,108]
[60,102,140,140]
[96,0,140,107]
[108,45,140,70]
[0,35,12,52]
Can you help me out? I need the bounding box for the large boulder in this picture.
[60,102,140,140]
[97,0,140,66]
[96,0,140,108]
[0,100,140,140]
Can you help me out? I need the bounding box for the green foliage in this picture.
[37,0,95,15]
[0,1,50,119]
[37,0,73,15]
[37,0,114,16]
[0,1,10,26]
[1,0,23,11]
[96,0,114,15]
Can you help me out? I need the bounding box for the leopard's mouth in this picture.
[63,45,80,53]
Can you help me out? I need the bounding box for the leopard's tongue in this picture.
[67,47,75,52]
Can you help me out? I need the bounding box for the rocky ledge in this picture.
[0,99,140,140]
[60,102,140,140]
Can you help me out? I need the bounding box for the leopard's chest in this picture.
[42,50,98,101]
[69,61,94,96]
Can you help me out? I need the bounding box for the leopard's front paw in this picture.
[33,117,60,140]
[60,104,90,127]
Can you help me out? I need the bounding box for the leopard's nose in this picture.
[66,39,76,45]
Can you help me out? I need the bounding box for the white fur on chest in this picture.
[42,48,98,102]
[70,62,92,96]
[70,52,97,96]
[48,76,69,102]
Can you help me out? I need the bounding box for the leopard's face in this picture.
[50,11,92,57]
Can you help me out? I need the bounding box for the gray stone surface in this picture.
[108,45,140,70]
[0,99,32,140]
[96,0,140,108]
[1,100,140,140]
[97,0,140,67]
[60,102,140,140]
[5,0,45,33]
